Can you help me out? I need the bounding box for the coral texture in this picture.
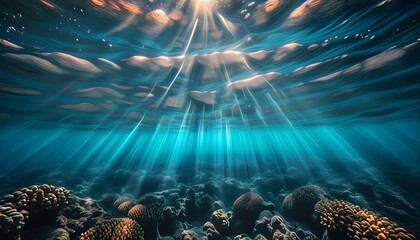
[253,215,300,240]
[115,200,136,216]
[203,221,223,239]
[211,209,230,233]
[233,192,263,218]
[315,200,417,240]
[127,204,147,221]
[112,197,131,210]
[3,184,70,211]
[232,192,271,234]
[0,184,69,238]
[0,203,28,236]
[127,203,164,239]
[282,184,327,223]
[79,218,144,240]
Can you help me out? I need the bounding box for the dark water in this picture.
[0,0,419,239]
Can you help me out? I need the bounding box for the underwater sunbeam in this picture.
[0,0,419,239]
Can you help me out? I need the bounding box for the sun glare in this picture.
[192,0,216,14]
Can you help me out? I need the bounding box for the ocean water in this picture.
[0,0,419,239]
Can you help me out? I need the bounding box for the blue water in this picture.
[0,0,418,128]
[0,0,419,238]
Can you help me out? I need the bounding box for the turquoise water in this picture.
[0,0,418,128]
[1,122,419,176]
[0,0,419,239]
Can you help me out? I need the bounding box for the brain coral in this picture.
[232,192,269,234]
[79,218,144,240]
[315,200,417,240]
[0,184,70,238]
[233,192,265,219]
[282,185,328,223]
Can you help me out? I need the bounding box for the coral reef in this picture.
[113,197,131,210]
[211,209,230,234]
[115,200,136,217]
[204,221,224,240]
[62,195,112,239]
[252,215,300,240]
[0,203,28,237]
[181,229,199,240]
[0,184,69,239]
[127,204,146,220]
[1,168,419,240]
[282,185,328,224]
[79,218,144,240]
[159,206,179,237]
[2,184,70,211]
[231,192,273,234]
[315,200,417,240]
[126,202,164,239]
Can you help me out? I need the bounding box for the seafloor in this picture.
[0,160,419,240]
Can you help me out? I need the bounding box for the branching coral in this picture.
[315,200,417,240]
[79,218,144,240]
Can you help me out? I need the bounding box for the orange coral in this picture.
[126,202,163,240]
[315,200,417,240]
[79,218,144,240]
[115,200,136,216]
[127,204,146,220]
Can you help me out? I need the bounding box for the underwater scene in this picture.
[0,0,419,239]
